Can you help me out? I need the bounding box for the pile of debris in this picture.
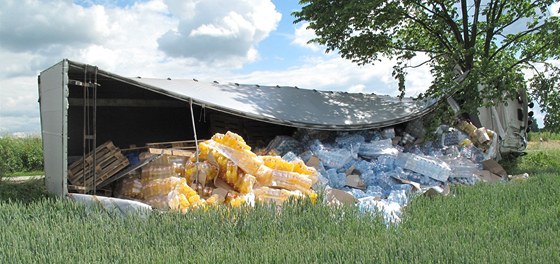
[109,119,509,225]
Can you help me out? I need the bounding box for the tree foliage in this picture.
[528,116,539,131]
[294,0,560,131]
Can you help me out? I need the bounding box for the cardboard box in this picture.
[474,170,502,182]
[306,156,321,168]
[346,175,366,190]
[392,177,421,192]
[325,188,357,206]
[482,160,507,177]
[423,184,450,197]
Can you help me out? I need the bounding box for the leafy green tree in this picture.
[529,115,539,131]
[294,0,560,130]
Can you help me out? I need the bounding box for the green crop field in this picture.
[1,142,559,263]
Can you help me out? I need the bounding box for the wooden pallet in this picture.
[145,140,199,150]
[148,148,194,157]
[68,141,129,189]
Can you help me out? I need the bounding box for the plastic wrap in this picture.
[358,139,399,158]
[185,160,218,184]
[204,140,263,175]
[253,187,304,204]
[117,173,143,199]
[264,136,303,156]
[254,166,313,194]
[396,152,451,182]
[142,177,185,208]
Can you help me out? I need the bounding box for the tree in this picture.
[294,0,560,131]
[528,116,539,131]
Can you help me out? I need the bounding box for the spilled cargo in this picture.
[97,122,510,225]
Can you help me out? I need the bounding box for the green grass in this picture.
[502,142,560,175]
[0,179,48,204]
[529,131,560,141]
[4,170,44,177]
[1,145,559,263]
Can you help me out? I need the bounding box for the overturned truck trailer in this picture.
[38,59,528,197]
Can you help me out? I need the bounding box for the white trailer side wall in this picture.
[39,60,68,197]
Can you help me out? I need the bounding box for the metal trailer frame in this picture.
[39,60,69,196]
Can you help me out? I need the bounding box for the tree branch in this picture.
[402,13,455,56]
[493,0,541,35]
[393,46,439,54]
[471,0,482,53]
[461,0,470,48]
[494,0,507,27]
[436,1,465,46]
[507,45,549,72]
[484,0,497,57]
[404,57,436,69]
[526,62,544,76]
[489,23,548,60]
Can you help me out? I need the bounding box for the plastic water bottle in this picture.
[448,177,480,185]
[460,145,486,162]
[314,148,354,169]
[360,171,377,186]
[358,196,403,226]
[387,189,408,206]
[266,136,303,156]
[335,134,365,149]
[349,188,367,199]
[354,160,373,174]
[326,168,346,189]
[390,184,413,193]
[365,185,384,197]
[396,152,451,182]
[281,151,299,162]
[338,160,357,174]
[313,173,329,191]
[376,155,396,172]
[449,158,480,178]
[375,171,399,194]
[382,128,396,139]
[359,139,398,158]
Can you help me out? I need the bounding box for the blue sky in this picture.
[0,0,554,134]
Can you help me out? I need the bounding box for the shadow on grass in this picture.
[0,179,49,204]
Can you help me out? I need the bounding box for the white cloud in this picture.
[0,0,177,78]
[0,76,40,133]
[157,0,281,66]
[551,2,559,16]
[0,0,109,52]
[228,55,432,97]
[348,84,366,93]
[291,22,322,51]
[0,0,285,133]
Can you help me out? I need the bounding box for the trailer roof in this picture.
[66,59,437,130]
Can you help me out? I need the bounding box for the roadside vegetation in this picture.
[0,136,43,178]
[0,137,559,262]
[529,131,560,141]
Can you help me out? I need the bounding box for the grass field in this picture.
[1,142,559,263]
